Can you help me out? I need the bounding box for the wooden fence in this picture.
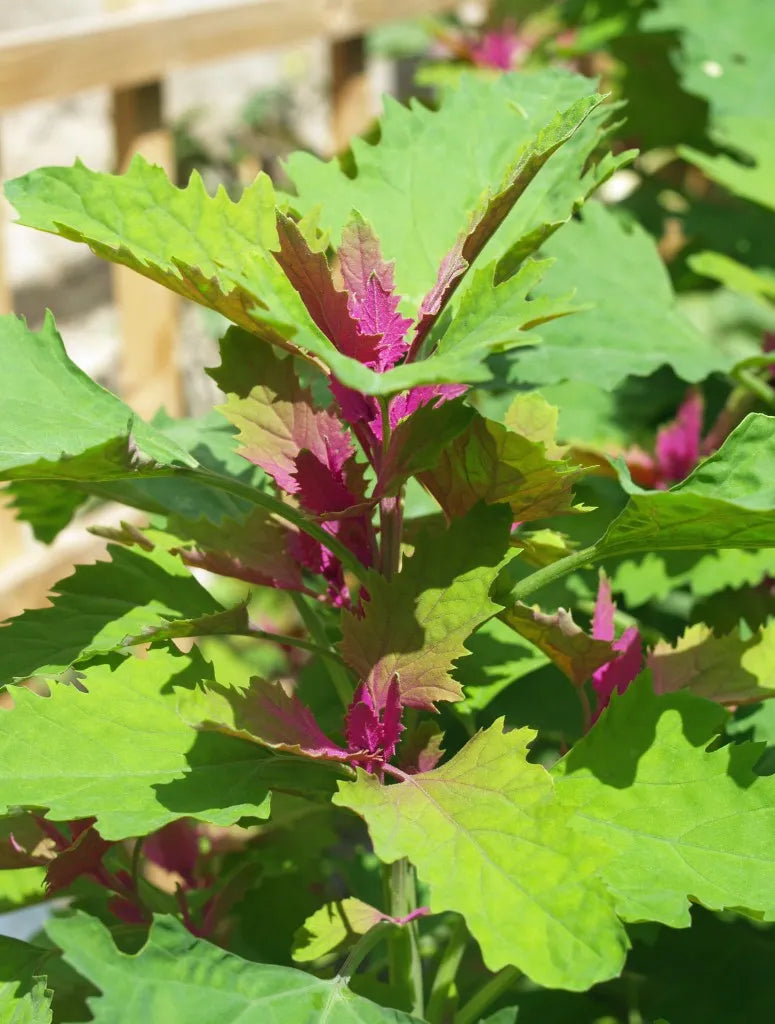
[0,0,460,615]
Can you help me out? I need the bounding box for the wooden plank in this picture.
[112,80,182,417]
[0,138,10,316]
[0,0,457,111]
[331,35,371,152]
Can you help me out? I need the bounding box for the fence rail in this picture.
[0,0,460,615]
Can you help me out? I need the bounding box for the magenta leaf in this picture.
[179,678,352,762]
[591,575,643,720]
[654,388,704,487]
[274,213,382,367]
[210,329,353,497]
[471,28,528,70]
[45,824,113,896]
[144,820,200,890]
[338,215,413,371]
[344,677,405,769]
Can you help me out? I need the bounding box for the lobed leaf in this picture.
[286,70,614,307]
[501,604,614,687]
[648,622,775,705]
[0,313,195,483]
[0,544,220,684]
[595,414,775,558]
[47,913,422,1023]
[553,677,775,926]
[292,899,384,963]
[334,720,627,990]
[340,504,512,708]
[419,396,587,522]
[0,649,341,840]
[509,204,731,388]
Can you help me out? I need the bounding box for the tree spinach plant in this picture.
[2,60,775,1024]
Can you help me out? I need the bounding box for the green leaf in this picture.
[501,604,613,687]
[0,544,220,684]
[292,899,384,963]
[611,548,775,607]
[596,414,775,558]
[47,912,422,1023]
[0,936,52,1024]
[418,396,587,522]
[0,868,46,914]
[334,720,627,990]
[286,70,614,307]
[0,313,195,482]
[454,616,550,717]
[689,251,775,306]
[0,649,341,840]
[508,204,730,388]
[645,0,775,210]
[553,676,775,926]
[682,119,775,212]
[340,505,512,708]
[648,622,775,705]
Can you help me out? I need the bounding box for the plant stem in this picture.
[454,966,521,1024]
[337,920,395,984]
[387,858,424,1018]
[187,466,370,586]
[426,916,467,1024]
[507,545,598,605]
[289,592,353,709]
[733,367,775,409]
[244,623,347,664]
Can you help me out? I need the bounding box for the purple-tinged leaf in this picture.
[592,573,616,643]
[274,213,382,367]
[471,28,528,70]
[590,627,642,721]
[389,383,469,429]
[419,400,587,522]
[338,216,413,371]
[399,720,445,774]
[210,329,353,496]
[179,678,353,762]
[654,388,704,487]
[169,507,304,593]
[45,824,113,896]
[344,677,405,768]
[590,575,643,720]
[502,603,614,687]
[144,820,200,890]
[341,504,512,708]
[647,622,775,706]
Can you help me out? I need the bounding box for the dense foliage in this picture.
[2,1,775,1020]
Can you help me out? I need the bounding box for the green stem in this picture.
[387,858,424,1018]
[426,916,467,1024]
[186,466,370,586]
[454,966,521,1024]
[244,624,346,664]
[507,545,598,605]
[337,920,395,984]
[290,593,353,709]
[732,367,775,409]
[320,921,395,1019]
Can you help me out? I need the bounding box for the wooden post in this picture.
[330,35,371,153]
[112,80,182,417]
[0,136,10,316]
